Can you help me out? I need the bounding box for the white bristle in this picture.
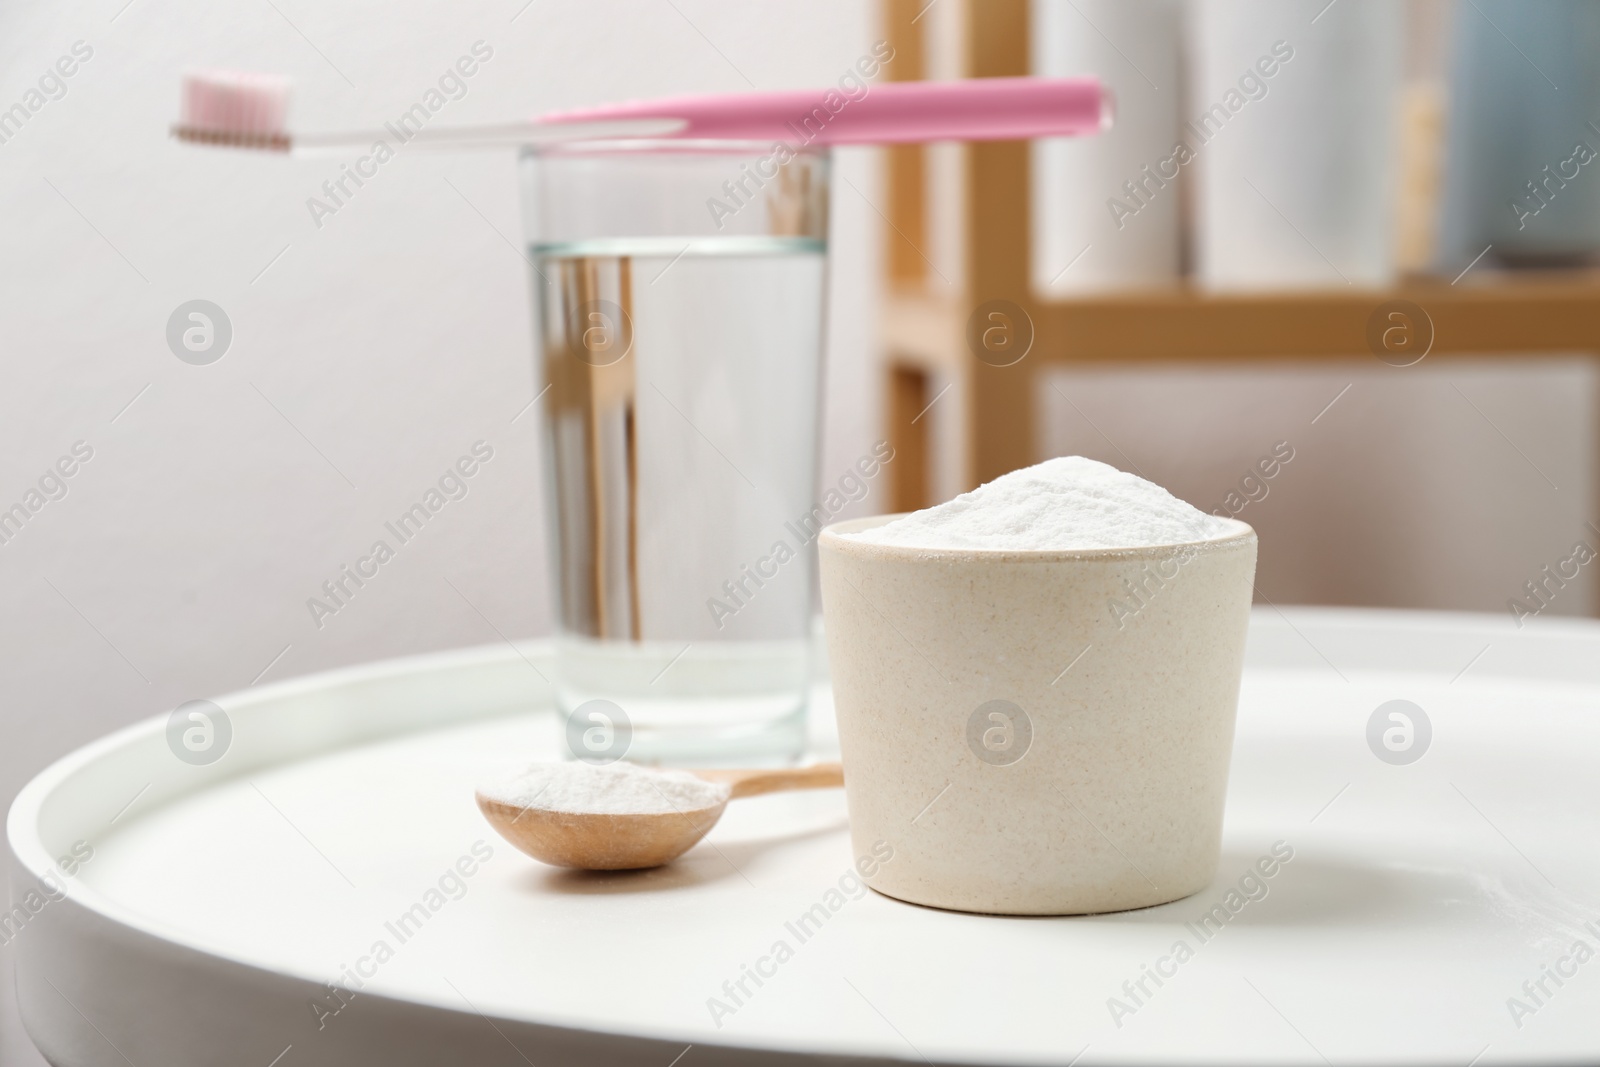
[180,70,291,141]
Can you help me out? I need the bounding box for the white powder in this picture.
[479,761,731,815]
[845,456,1232,551]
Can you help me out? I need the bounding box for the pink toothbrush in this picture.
[174,72,1108,153]
[536,77,1110,145]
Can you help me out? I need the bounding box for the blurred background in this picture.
[1,0,1596,1061]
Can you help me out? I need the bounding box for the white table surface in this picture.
[9,607,1600,1066]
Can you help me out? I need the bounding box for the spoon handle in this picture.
[694,762,844,800]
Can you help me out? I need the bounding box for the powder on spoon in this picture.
[846,456,1232,551]
[479,761,731,815]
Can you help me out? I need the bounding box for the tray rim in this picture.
[10,605,1600,1066]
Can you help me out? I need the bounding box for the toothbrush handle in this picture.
[538,76,1108,145]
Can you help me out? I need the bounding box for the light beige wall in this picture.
[1038,358,1596,619]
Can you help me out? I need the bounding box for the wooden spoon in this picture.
[476,762,844,871]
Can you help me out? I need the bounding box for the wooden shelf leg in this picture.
[887,360,934,512]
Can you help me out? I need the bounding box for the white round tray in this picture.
[9,608,1600,1066]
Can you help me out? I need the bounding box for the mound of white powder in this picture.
[479,761,731,815]
[846,456,1231,551]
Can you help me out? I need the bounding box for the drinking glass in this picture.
[519,140,830,764]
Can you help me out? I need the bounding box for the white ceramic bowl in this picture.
[818,515,1257,915]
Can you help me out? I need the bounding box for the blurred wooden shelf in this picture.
[883,273,1600,511]
[1061,273,1600,361]
[877,0,1600,508]
[885,272,1600,368]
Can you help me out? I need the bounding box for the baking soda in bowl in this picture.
[845,456,1232,551]
[818,457,1258,915]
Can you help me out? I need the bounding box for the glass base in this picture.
[553,636,810,766]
